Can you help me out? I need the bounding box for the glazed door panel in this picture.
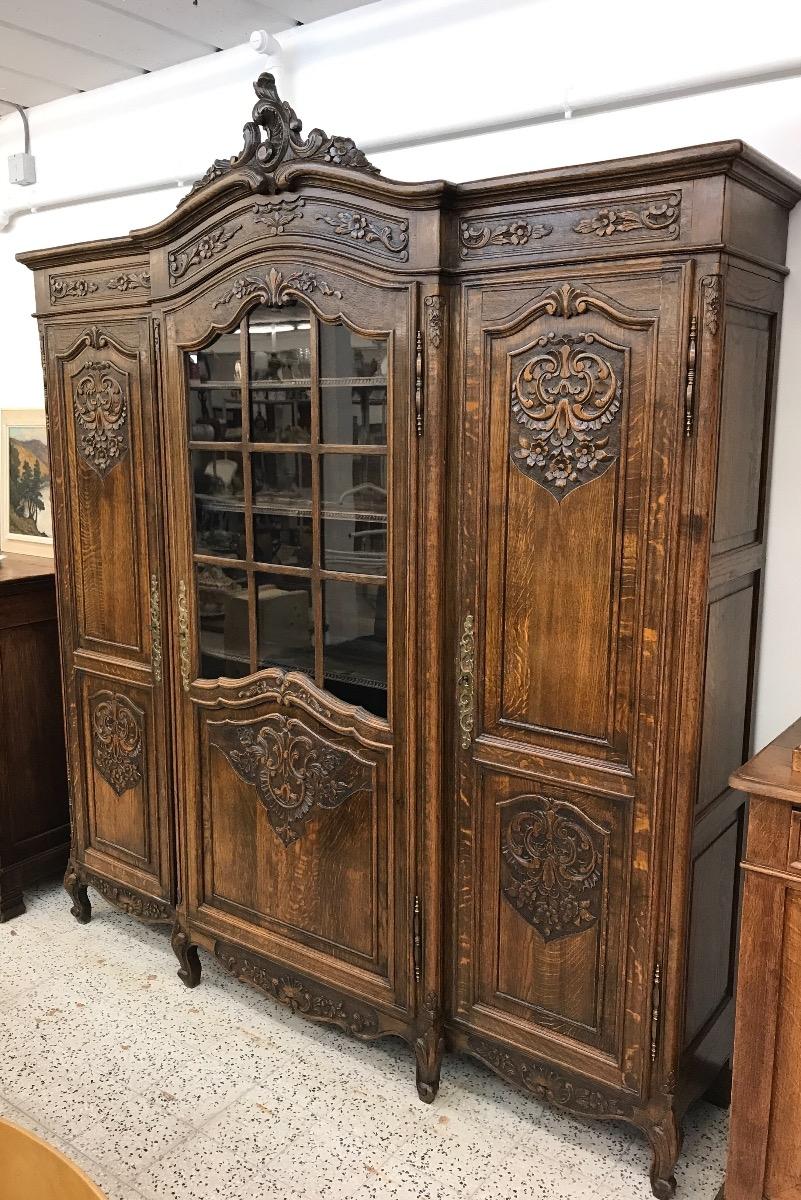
[164,261,415,1015]
[47,319,172,900]
[454,267,688,1093]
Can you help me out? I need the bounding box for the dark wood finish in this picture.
[0,553,69,918]
[18,72,801,1197]
[724,717,801,1200]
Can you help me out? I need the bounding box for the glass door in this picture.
[187,299,390,716]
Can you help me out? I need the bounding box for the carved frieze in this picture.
[91,691,144,796]
[214,713,372,846]
[315,208,409,258]
[49,271,150,303]
[501,796,606,942]
[168,220,243,282]
[184,71,378,204]
[573,192,681,239]
[510,332,625,501]
[213,266,343,310]
[86,871,171,922]
[460,218,552,255]
[215,941,379,1036]
[72,359,130,477]
[50,277,98,303]
[106,270,151,292]
[252,197,305,235]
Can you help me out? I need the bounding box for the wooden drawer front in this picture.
[51,321,159,663]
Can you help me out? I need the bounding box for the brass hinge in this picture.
[150,574,163,684]
[153,316,161,361]
[650,961,662,1062]
[177,579,191,692]
[414,329,423,437]
[38,328,48,404]
[684,315,697,438]
[457,614,476,750]
[413,894,422,983]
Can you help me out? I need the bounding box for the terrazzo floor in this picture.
[0,879,727,1199]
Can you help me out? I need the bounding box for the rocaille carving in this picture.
[510,332,624,500]
[168,221,243,281]
[215,942,379,1036]
[468,1039,630,1118]
[86,871,171,922]
[252,197,305,235]
[701,274,722,335]
[573,192,681,239]
[315,209,409,258]
[213,266,343,309]
[215,714,372,846]
[237,672,326,715]
[501,797,605,942]
[460,218,552,254]
[184,71,378,203]
[91,691,144,796]
[424,296,444,348]
[73,360,129,477]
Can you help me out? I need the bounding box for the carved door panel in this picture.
[163,261,415,1018]
[47,320,172,903]
[453,267,689,1096]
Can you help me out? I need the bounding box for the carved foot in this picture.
[646,1109,682,1200]
[64,861,91,924]
[415,992,444,1104]
[171,922,201,989]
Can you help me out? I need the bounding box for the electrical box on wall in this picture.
[8,152,36,185]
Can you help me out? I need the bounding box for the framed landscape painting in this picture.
[1,408,54,558]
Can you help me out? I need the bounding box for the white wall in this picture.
[1,0,800,748]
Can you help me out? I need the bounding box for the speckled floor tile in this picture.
[0,882,728,1199]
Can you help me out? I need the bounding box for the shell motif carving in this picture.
[510,332,625,501]
[91,692,144,797]
[501,797,605,942]
[216,714,372,846]
[73,360,129,477]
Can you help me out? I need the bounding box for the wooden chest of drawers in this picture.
[0,553,69,919]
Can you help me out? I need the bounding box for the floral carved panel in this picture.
[214,714,372,846]
[500,796,608,942]
[91,691,144,796]
[72,359,130,478]
[510,332,626,501]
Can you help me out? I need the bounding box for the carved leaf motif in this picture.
[469,1039,630,1119]
[185,71,378,203]
[73,360,129,477]
[573,193,681,238]
[315,209,409,256]
[701,274,722,335]
[213,267,343,309]
[252,197,305,235]
[91,692,143,796]
[217,714,371,845]
[168,221,243,281]
[460,219,552,251]
[106,271,150,292]
[424,296,444,348]
[50,277,99,303]
[510,332,624,501]
[501,797,605,942]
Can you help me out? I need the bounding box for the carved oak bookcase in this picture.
[19,74,800,1196]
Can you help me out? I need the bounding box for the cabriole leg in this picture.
[171,921,201,988]
[64,860,91,924]
[646,1109,682,1199]
[414,991,444,1103]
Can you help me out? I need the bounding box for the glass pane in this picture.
[196,565,250,679]
[192,450,246,559]
[323,580,387,717]
[187,330,242,442]
[256,572,314,676]
[249,303,312,443]
[252,451,313,557]
[321,454,387,576]
[319,324,387,445]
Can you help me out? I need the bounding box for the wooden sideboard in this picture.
[0,553,69,919]
[725,717,801,1199]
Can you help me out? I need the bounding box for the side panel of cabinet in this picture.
[453,265,688,1095]
[46,318,173,903]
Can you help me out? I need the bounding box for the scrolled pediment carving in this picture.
[183,72,378,205]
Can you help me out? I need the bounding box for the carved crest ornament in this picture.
[73,360,129,477]
[184,71,378,203]
[216,713,372,846]
[501,796,606,942]
[91,692,144,796]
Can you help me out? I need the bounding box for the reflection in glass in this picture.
[321,454,387,576]
[256,572,314,676]
[323,580,387,716]
[196,565,250,679]
[319,323,387,445]
[249,303,312,443]
[187,330,242,442]
[192,451,246,559]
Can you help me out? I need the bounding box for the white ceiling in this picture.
[0,0,373,109]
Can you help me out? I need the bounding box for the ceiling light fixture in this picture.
[1,99,36,186]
